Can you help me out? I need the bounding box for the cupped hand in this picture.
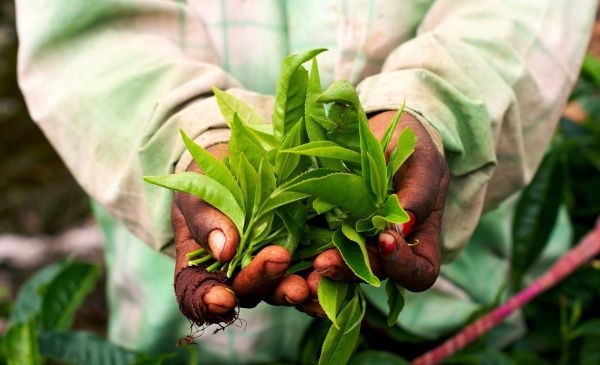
[172,145,310,325]
[299,111,449,316]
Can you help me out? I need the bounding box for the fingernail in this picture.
[398,211,416,237]
[265,261,288,278]
[208,230,226,261]
[203,286,235,314]
[380,232,396,256]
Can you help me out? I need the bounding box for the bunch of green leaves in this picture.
[144,49,417,364]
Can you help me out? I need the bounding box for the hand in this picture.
[172,144,310,325]
[302,111,449,315]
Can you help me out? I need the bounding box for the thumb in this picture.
[175,192,239,262]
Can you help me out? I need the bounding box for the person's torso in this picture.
[184,0,434,93]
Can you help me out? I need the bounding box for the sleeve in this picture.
[356,0,597,261]
[15,0,268,251]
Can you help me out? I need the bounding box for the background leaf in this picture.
[41,261,100,331]
[348,350,409,365]
[511,148,564,288]
[385,280,405,327]
[39,331,139,365]
[2,320,42,365]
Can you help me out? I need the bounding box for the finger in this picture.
[306,270,321,298]
[296,301,326,318]
[268,275,310,306]
[378,167,447,292]
[174,267,237,325]
[232,246,291,307]
[393,119,447,226]
[313,249,356,281]
[314,246,383,282]
[175,192,239,262]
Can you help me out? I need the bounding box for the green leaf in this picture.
[305,59,327,142]
[273,48,326,142]
[282,141,361,163]
[285,172,375,218]
[212,86,266,126]
[144,172,245,232]
[2,321,42,365]
[511,149,564,288]
[254,157,277,216]
[275,202,307,253]
[39,331,139,365]
[359,113,387,205]
[356,216,377,235]
[313,198,337,214]
[385,280,405,327]
[367,153,384,205]
[275,118,305,181]
[318,278,350,328]
[318,294,363,365]
[348,350,409,365]
[582,53,600,89]
[229,113,266,170]
[387,128,416,185]
[247,123,277,149]
[260,191,309,216]
[236,154,258,220]
[298,319,332,365]
[372,195,410,231]
[9,263,63,326]
[286,261,314,274]
[42,262,100,331]
[180,129,245,211]
[318,80,362,107]
[380,102,406,153]
[333,226,380,287]
[326,104,360,151]
[569,319,600,339]
[581,335,600,365]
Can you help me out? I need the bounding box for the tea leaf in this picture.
[236,154,258,219]
[372,195,410,230]
[318,278,350,328]
[282,141,361,163]
[305,59,327,142]
[273,48,326,142]
[359,112,387,205]
[229,113,265,170]
[380,102,406,153]
[318,293,363,365]
[275,202,307,253]
[286,261,313,274]
[260,191,308,216]
[285,172,374,217]
[180,130,244,210]
[333,226,380,287]
[212,86,265,126]
[368,153,384,205]
[275,118,305,181]
[144,172,244,232]
[313,198,337,214]
[387,128,416,184]
[385,280,405,327]
[326,104,360,151]
[254,157,277,216]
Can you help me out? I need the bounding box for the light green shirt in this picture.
[15,0,596,362]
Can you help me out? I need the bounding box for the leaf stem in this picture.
[186,248,206,259]
[206,261,223,273]
[188,255,212,266]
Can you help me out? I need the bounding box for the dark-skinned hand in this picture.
[297,111,450,317]
[172,145,310,325]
